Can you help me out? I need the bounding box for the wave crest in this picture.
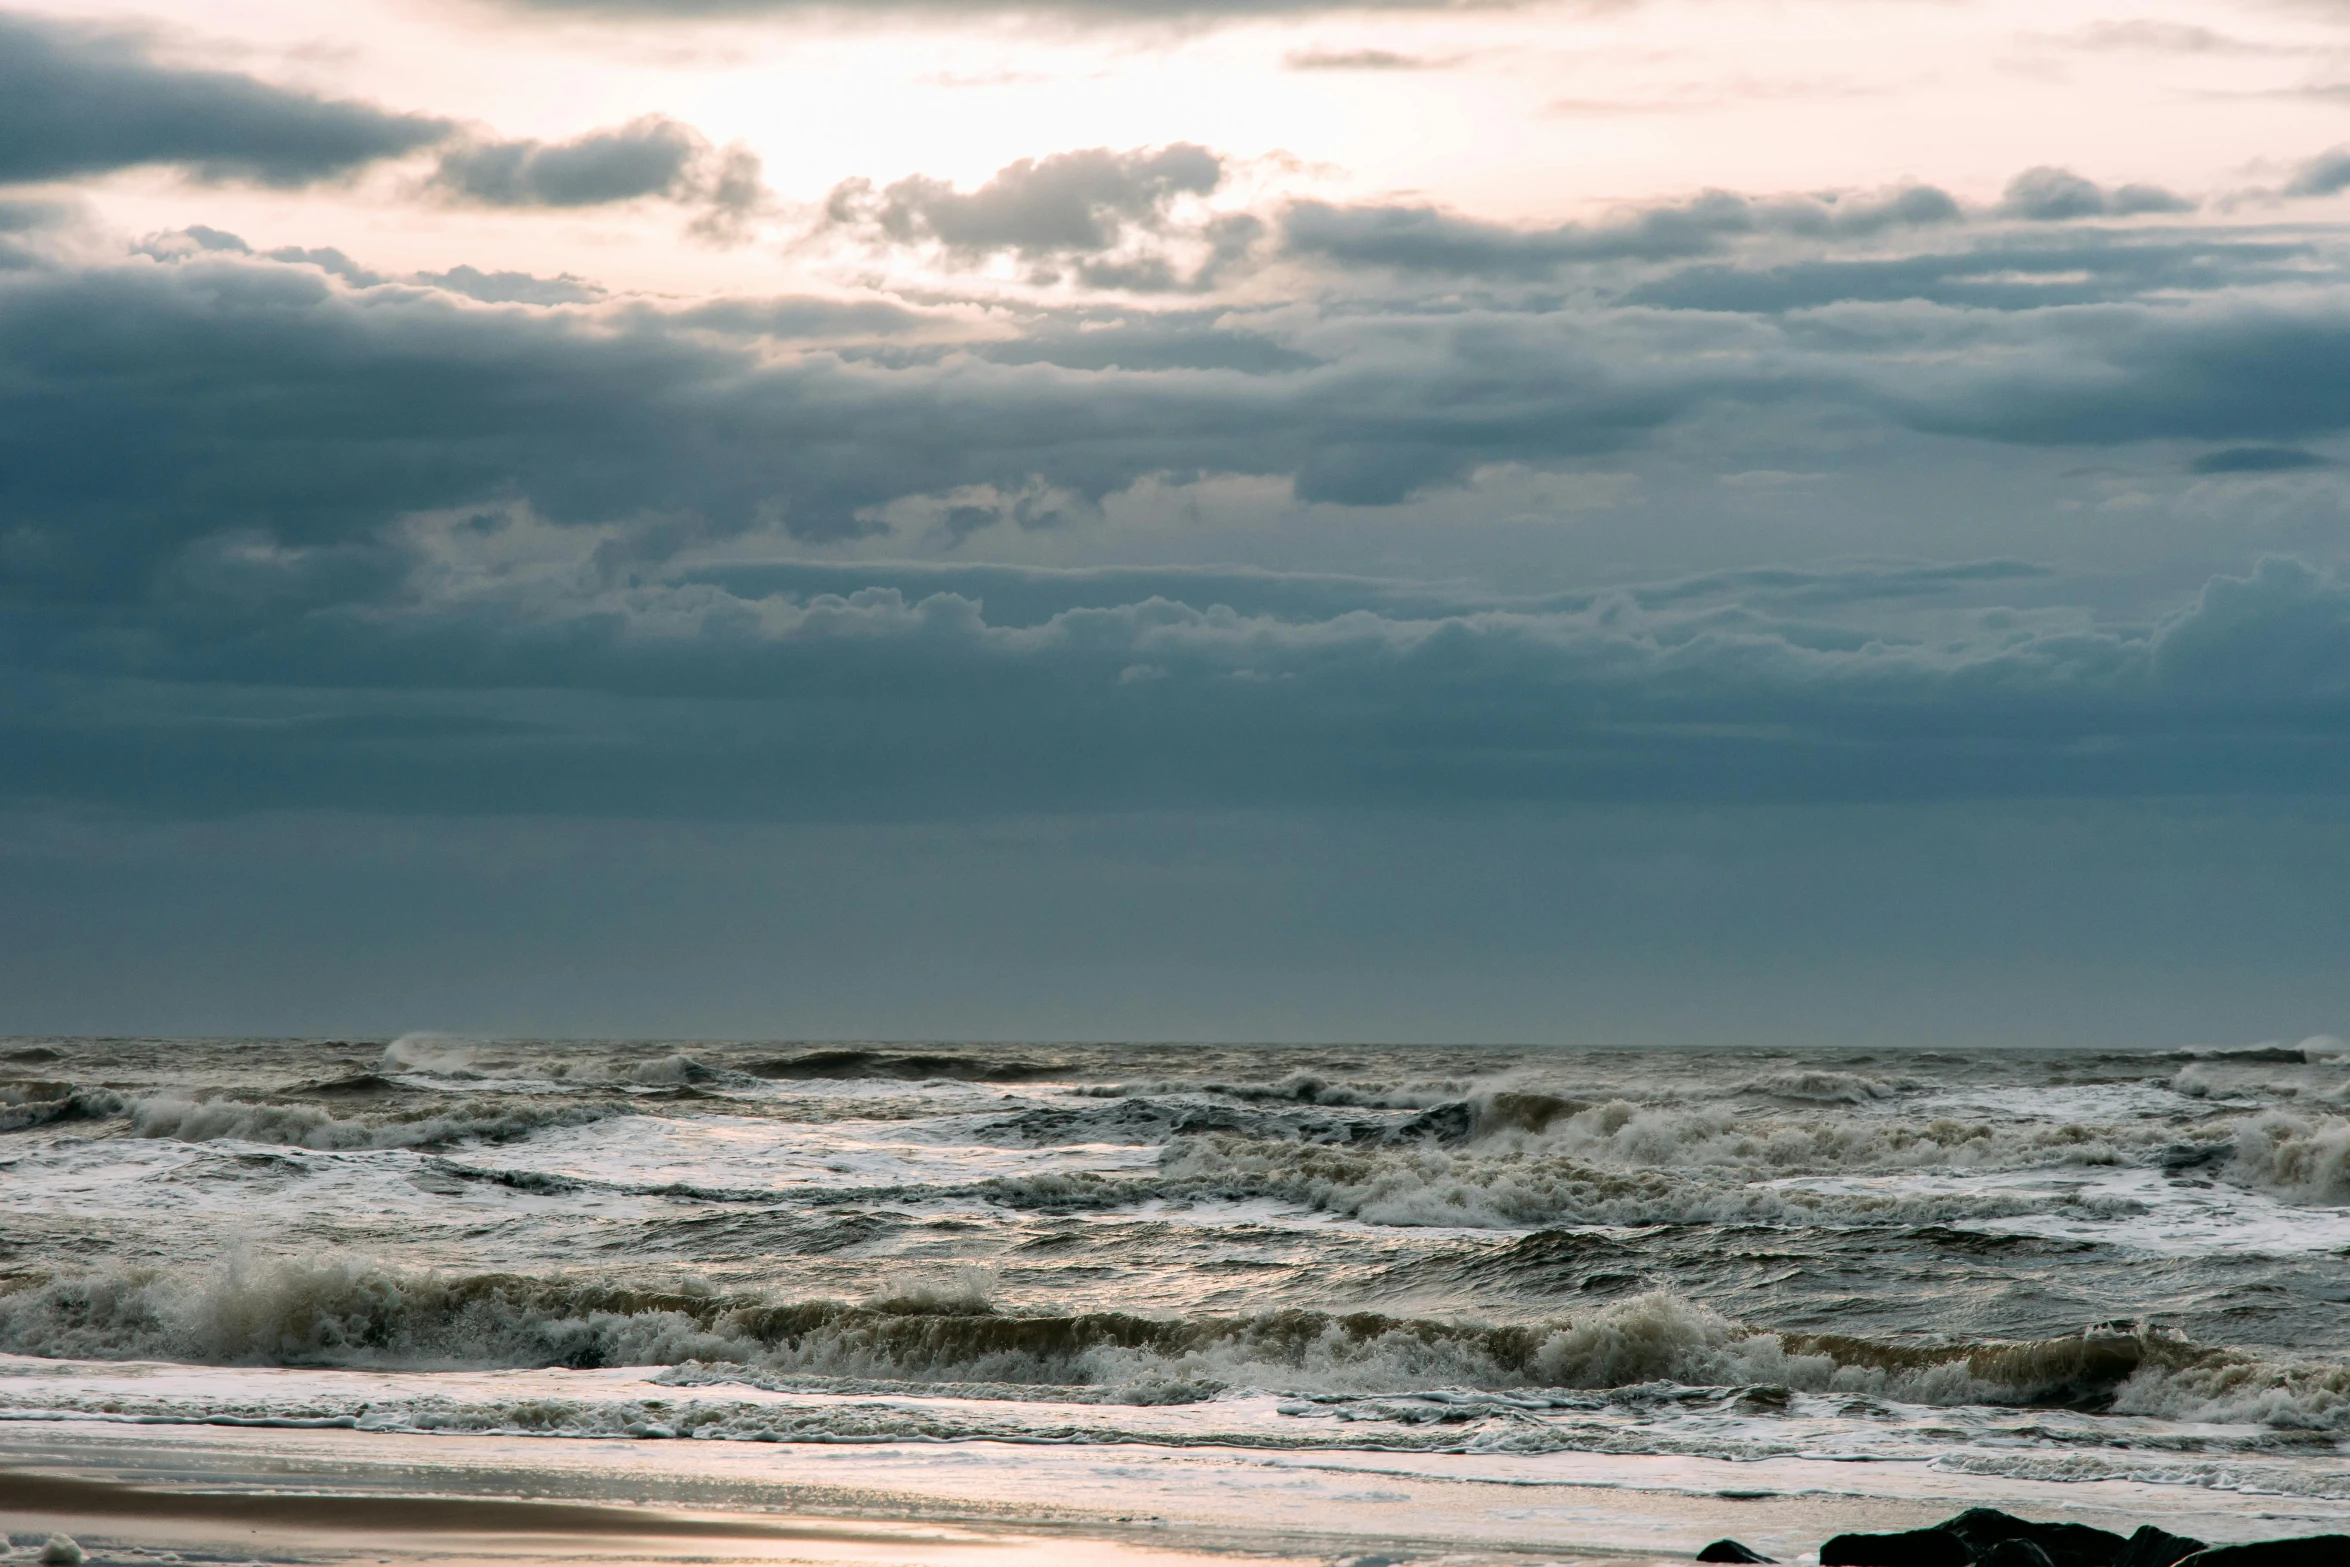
[2228,1111,2350,1204]
[0,1259,2238,1419]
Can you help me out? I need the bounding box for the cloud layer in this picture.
[5,41,2350,830]
[0,13,450,186]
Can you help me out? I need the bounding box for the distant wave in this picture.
[749,1049,1060,1082]
[0,1079,624,1150]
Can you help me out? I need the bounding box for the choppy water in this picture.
[7,1035,2350,1504]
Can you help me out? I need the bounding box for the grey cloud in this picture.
[966,309,1321,373]
[827,145,1224,266]
[10,229,2350,821]
[418,265,606,305]
[682,557,2057,628]
[2047,20,2292,55]
[490,0,1520,16]
[0,196,77,269]
[1280,184,1961,277]
[1287,165,2206,285]
[10,547,2350,821]
[1283,48,1455,70]
[689,146,769,242]
[2285,146,2350,199]
[2189,445,2334,475]
[17,220,2350,615]
[0,198,75,233]
[132,227,599,302]
[1886,296,2350,447]
[0,11,451,187]
[2149,557,2350,700]
[654,295,944,339]
[434,116,706,206]
[0,246,1719,595]
[1624,232,2311,314]
[1999,166,2195,220]
[136,226,392,286]
[429,118,769,242]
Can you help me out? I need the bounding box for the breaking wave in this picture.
[2227,1111,2350,1204]
[750,1050,1058,1082]
[1743,1069,1898,1103]
[18,1258,2344,1438]
[0,1081,124,1133]
[0,1079,623,1150]
[954,1102,2191,1227]
[1075,1074,1462,1109]
[378,1033,479,1075]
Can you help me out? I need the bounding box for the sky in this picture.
[6,0,2350,1045]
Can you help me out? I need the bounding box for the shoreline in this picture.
[8,1417,2350,1567]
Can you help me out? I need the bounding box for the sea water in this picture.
[6,1035,2350,1549]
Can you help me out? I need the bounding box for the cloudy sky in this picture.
[6,0,2350,1044]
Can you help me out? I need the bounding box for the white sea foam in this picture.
[1742,1069,1898,1103]
[0,1259,2202,1417]
[379,1033,480,1074]
[1128,1122,2154,1230]
[117,1093,621,1151]
[2225,1110,2350,1204]
[15,1035,2350,1495]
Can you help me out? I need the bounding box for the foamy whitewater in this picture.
[8,1036,2350,1513]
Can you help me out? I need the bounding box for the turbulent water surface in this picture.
[7,1035,2350,1508]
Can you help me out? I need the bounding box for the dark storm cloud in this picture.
[0,12,450,187]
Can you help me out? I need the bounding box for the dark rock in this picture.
[1821,1529,1969,1567]
[2173,1541,2350,1567]
[1697,1543,1774,1564]
[1943,1508,2128,1567]
[2115,1526,2207,1567]
[1977,1543,2056,1567]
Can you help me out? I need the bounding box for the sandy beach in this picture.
[10,1411,2350,1567]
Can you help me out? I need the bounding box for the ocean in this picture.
[6,1035,2350,1561]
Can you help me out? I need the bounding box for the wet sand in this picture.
[7,1419,2348,1567]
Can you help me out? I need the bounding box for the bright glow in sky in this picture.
[24,0,2350,289]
